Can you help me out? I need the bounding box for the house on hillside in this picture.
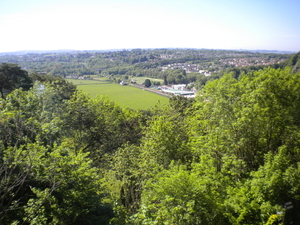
[120,81,127,85]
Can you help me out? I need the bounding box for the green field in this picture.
[69,78,108,85]
[130,77,164,85]
[68,79,169,110]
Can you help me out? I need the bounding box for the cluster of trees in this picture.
[108,66,300,225]
[0,63,145,224]
[1,57,300,224]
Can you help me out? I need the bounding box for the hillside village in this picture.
[219,56,286,67]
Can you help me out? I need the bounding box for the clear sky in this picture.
[0,0,299,53]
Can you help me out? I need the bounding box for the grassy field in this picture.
[68,79,169,110]
[69,79,108,85]
[130,77,164,85]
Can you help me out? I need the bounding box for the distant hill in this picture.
[0,49,126,56]
[0,48,297,56]
[279,51,300,73]
[245,49,297,54]
[0,49,78,56]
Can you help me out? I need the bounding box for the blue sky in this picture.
[0,0,299,52]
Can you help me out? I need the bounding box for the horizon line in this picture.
[0,48,298,55]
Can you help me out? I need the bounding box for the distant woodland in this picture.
[0,49,292,89]
[0,50,300,224]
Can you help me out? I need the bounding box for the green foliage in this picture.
[224,146,300,224]
[189,67,300,170]
[169,95,195,115]
[30,72,77,100]
[104,145,143,216]
[61,92,144,164]
[2,64,300,224]
[144,79,151,87]
[0,84,118,224]
[132,161,229,225]
[162,69,188,84]
[0,142,109,225]
[265,214,284,225]
[140,112,192,169]
[0,85,65,148]
[0,63,33,98]
[279,51,300,73]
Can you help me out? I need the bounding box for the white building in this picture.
[172,84,186,90]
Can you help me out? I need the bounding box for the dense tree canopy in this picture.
[0,63,32,98]
[126,67,300,224]
[1,63,300,224]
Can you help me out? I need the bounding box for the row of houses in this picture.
[161,63,212,75]
[219,57,286,67]
[161,63,199,73]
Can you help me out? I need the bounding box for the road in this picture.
[129,84,172,98]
